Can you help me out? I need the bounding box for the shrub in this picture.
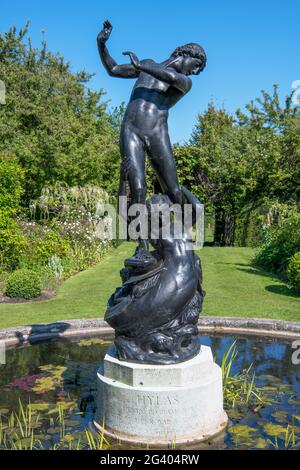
[0,154,26,269]
[18,222,70,267]
[235,208,265,247]
[6,269,42,299]
[0,153,24,216]
[288,252,300,292]
[0,213,28,269]
[254,212,300,276]
[48,255,64,279]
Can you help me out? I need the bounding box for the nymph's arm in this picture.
[98,42,140,78]
[123,52,192,93]
[97,21,139,79]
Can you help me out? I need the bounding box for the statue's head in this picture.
[170,43,207,76]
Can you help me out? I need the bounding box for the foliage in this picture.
[0,214,28,270]
[30,182,112,220]
[0,153,26,269]
[18,221,70,267]
[183,86,300,246]
[234,201,299,248]
[29,183,113,275]
[234,206,266,247]
[288,252,300,292]
[48,255,64,280]
[254,208,300,276]
[181,104,282,245]
[237,85,300,204]
[174,145,206,203]
[0,25,121,203]
[6,268,42,299]
[0,153,24,216]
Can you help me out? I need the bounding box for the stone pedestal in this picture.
[94,346,228,446]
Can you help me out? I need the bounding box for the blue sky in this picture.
[0,0,299,143]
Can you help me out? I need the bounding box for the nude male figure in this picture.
[97,20,206,256]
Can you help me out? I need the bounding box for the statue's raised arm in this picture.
[97,20,140,78]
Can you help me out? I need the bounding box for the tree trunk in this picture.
[224,212,235,246]
[214,208,225,245]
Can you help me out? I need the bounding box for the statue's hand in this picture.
[122,51,140,69]
[98,20,113,43]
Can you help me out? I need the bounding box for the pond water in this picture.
[0,333,300,450]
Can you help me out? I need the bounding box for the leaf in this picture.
[263,423,289,437]
[229,424,257,438]
[271,411,289,423]
[255,437,269,449]
[78,338,111,347]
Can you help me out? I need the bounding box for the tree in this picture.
[237,84,300,204]
[182,86,297,246]
[182,104,274,245]
[0,25,121,203]
[0,153,27,268]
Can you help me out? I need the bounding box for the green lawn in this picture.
[0,244,299,329]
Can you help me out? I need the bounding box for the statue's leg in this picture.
[147,126,183,206]
[120,126,146,205]
[120,127,155,262]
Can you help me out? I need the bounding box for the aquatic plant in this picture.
[0,401,109,451]
[267,418,300,450]
[85,425,110,451]
[0,400,43,450]
[222,342,271,408]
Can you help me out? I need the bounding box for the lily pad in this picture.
[288,399,300,405]
[46,426,63,435]
[255,437,269,449]
[64,419,80,427]
[228,425,258,447]
[29,403,52,412]
[61,433,75,442]
[227,408,244,420]
[78,338,111,347]
[229,424,258,438]
[271,410,289,423]
[262,423,289,437]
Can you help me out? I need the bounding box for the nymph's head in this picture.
[170,43,207,76]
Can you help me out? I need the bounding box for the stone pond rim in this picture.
[1,316,300,348]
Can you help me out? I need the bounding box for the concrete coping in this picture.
[0,316,300,348]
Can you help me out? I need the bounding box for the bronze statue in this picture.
[97,21,207,364]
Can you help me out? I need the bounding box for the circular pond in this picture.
[0,333,300,450]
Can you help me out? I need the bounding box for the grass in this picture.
[0,244,299,329]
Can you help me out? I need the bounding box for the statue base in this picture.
[93,346,228,446]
